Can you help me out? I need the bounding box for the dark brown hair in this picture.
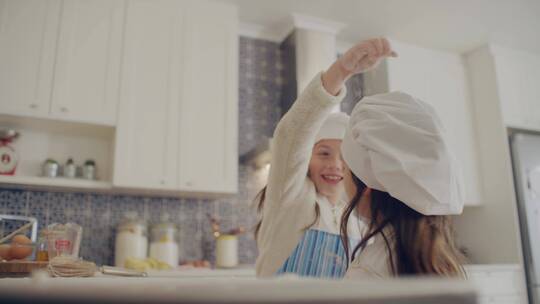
[340,175,466,277]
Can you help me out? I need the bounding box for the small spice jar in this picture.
[42,159,59,178]
[82,159,96,180]
[63,158,76,178]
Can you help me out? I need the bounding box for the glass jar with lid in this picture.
[149,214,179,268]
[114,211,148,267]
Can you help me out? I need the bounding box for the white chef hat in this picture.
[341,92,464,215]
[315,112,350,143]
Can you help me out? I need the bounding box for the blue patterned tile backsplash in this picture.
[0,37,364,267]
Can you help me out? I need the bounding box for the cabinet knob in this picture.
[60,107,69,113]
[29,103,38,109]
[186,181,193,187]
[160,180,165,185]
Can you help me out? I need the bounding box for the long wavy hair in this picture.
[340,174,466,277]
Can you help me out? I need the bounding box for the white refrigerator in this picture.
[511,131,540,304]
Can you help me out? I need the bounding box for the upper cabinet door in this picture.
[0,0,60,117]
[50,0,125,126]
[113,0,182,190]
[493,47,540,132]
[178,1,238,193]
[517,54,540,131]
[493,51,527,129]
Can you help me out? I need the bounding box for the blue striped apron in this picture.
[276,228,358,279]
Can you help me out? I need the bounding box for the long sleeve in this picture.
[264,72,347,210]
[345,227,395,279]
[255,72,347,277]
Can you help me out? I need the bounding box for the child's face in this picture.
[308,139,348,199]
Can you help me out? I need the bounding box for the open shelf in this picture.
[0,175,112,190]
[0,114,115,191]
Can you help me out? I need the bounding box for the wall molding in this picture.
[291,13,345,35]
[239,13,345,43]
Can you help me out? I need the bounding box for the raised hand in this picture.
[322,38,397,95]
[339,38,397,74]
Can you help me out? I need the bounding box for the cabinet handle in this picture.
[60,107,69,113]
[160,180,165,185]
[186,181,193,187]
[29,104,38,109]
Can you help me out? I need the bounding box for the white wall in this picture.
[456,45,523,264]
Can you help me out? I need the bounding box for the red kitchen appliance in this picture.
[0,129,19,175]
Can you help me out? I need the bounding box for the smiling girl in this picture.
[255,38,397,278]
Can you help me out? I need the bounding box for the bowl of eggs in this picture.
[0,234,35,261]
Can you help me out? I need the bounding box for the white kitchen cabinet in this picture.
[0,0,60,117]
[50,0,125,126]
[364,40,484,206]
[491,46,540,132]
[113,0,238,194]
[178,1,238,193]
[0,0,124,126]
[113,0,182,190]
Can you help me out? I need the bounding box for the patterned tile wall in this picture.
[0,37,283,266]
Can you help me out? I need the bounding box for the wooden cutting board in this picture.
[0,261,48,277]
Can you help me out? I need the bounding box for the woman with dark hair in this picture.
[281,37,465,278]
[339,91,466,278]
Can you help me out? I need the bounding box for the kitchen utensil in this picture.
[100,265,147,277]
[48,256,96,277]
[0,216,37,244]
[45,256,148,278]
[46,223,82,259]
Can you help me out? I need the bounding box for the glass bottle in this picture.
[36,230,49,262]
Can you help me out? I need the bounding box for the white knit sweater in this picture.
[255,72,364,277]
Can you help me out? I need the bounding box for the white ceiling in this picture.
[217,0,540,54]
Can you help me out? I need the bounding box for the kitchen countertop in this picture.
[0,271,477,304]
[0,263,523,303]
[144,265,256,278]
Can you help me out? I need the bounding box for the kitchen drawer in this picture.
[477,294,527,304]
[466,268,525,296]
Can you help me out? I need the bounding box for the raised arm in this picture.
[265,38,398,208]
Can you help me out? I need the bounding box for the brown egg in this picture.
[0,244,12,260]
[10,235,33,260]
[12,234,32,245]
